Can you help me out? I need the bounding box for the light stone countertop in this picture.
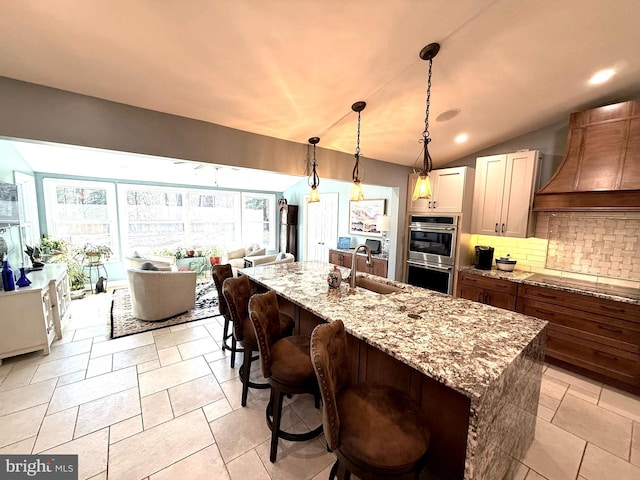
[458,265,640,305]
[241,261,547,402]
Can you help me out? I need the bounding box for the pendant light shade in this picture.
[350,101,367,201]
[308,137,321,203]
[411,43,440,202]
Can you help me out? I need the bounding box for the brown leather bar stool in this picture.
[249,290,323,463]
[223,275,294,406]
[310,320,431,480]
[211,263,241,367]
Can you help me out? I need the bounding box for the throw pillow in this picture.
[227,247,245,260]
[140,262,159,271]
[276,252,286,261]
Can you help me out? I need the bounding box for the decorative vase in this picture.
[2,258,16,291]
[327,265,342,289]
[16,267,31,287]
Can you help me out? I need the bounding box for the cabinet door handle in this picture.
[599,305,625,314]
[495,223,499,233]
[428,200,432,209]
[433,201,437,208]
[501,223,505,233]
[483,293,489,303]
[597,324,623,334]
[537,292,557,300]
[477,292,484,302]
[594,351,618,361]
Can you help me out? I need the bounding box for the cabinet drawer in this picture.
[521,298,640,353]
[546,329,639,386]
[458,272,517,295]
[457,283,516,311]
[520,284,640,323]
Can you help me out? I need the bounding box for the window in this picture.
[14,171,40,253]
[242,193,275,249]
[43,178,118,258]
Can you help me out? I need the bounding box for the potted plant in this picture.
[80,243,113,265]
[39,237,87,298]
[207,246,222,265]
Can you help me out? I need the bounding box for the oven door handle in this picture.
[407,261,453,271]
[409,225,456,232]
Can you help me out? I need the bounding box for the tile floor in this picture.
[0,287,639,480]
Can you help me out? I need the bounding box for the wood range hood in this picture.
[534,100,640,211]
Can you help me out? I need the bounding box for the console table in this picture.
[0,264,71,364]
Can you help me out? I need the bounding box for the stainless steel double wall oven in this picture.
[406,214,458,294]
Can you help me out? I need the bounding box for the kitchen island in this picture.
[241,261,547,480]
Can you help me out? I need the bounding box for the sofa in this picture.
[127,267,196,321]
[225,243,265,274]
[244,252,295,267]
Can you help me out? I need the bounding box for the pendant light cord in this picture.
[421,56,433,174]
[352,110,362,182]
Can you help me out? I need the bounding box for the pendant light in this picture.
[412,42,440,201]
[308,137,321,203]
[350,101,367,201]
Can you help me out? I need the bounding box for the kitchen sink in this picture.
[355,276,402,295]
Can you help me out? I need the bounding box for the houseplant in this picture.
[40,236,87,298]
[79,243,112,265]
[206,246,222,265]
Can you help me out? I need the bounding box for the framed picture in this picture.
[349,199,385,237]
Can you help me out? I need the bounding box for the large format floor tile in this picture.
[168,373,225,416]
[33,406,78,453]
[599,386,640,422]
[48,366,137,414]
[74,386,141,438]
[580,443,640,480]
[90,331,155,358]
[42,428,109,480]
[138,355,211,397]
[0,404,48,449]
[553,394,632,459]
[149,444,229,480]
[32,352,90,383]
[522,418,586,480]
[108,409,214,480]
[0,378,57,416]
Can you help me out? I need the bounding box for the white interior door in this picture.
[304,193,338,262]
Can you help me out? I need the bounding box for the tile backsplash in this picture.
[471,211,640,287]
[545,212,640,281]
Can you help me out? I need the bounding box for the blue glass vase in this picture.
[16,267,31,287]
[2,259,15,291]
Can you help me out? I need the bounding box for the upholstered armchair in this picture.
[126,268,196,321]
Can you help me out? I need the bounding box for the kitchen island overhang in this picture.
[241,261,547,480]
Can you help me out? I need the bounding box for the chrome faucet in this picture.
[349,244,372,289]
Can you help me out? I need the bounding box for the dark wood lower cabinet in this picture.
[518,284,640,395]
[456,271,517,311]
[457,271,640,395]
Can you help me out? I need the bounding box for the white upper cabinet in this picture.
[472,150,542,238]
[407,166,471,213]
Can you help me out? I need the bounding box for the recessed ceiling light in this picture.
[589,69,615,85]
[454,133,468,144]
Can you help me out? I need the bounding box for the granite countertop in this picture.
[458,265,640,305]
[241,261,547,402]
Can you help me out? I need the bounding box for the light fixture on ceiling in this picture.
[308,137,321,203]
[350,101,367,202]
[412,42,440,201]
[454,133,468,144]
[589,68,615,85]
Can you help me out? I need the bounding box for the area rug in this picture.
[110,282,221,339]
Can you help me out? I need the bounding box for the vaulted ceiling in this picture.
[1,0,639,172]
